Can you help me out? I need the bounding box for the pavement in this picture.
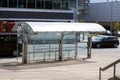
[0,48,120,80]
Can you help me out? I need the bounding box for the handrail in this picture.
[99,59,120,80]
[101,59,120,71]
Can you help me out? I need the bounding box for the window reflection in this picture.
[0,0,79,10]
[36,0,44,9]
[45,0,52,9]
[18,0,26,8]
[27,0,35,8]
[9,0,17,8]
[0,0,8,7]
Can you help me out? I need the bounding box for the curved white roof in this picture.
[25,22,106,32]
[13,22,106,33]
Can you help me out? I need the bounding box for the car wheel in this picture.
[113,43,118,48]
[96,44,101,48]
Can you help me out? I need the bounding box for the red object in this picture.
[7,22,15,32]
[0,20,4,32]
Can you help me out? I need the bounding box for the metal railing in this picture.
[28,49,75,62]
[99,59,120,80]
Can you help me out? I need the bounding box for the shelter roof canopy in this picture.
[25,22,106,33]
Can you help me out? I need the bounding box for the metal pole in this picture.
[59,41,62,61]
[89,35,92,58]
[76,0,78,22]
[59,33,64,61]
[99,67,102,80]
[22,34,28,64]
[110,0,113,32]
[44,52,45,62]
[75,32,78,59]
[68,51,70,60]
[113,64,116,80]
[87,35,92,58]
[49,42,51,59]
[33,42,35,60]
[55,51,56,61]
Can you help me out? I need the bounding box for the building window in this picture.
[27,0,35,8]
[53,0,60,9]
[69,0,76,10]
[9,0,17,8]
[60,0,68,10]
[45,0,52,9]
[0,0,8,7]
[18,0,26,8]
[36,0,44,9]
[0,0,76,10]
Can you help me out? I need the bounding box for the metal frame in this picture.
[22,32,92,64]
[99,59,120,80]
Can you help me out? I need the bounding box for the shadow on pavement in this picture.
[108,76,120,80]
[0,59,97,71]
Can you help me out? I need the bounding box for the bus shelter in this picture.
[12,22,106,64]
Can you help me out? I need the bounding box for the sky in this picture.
[90,0,120,3]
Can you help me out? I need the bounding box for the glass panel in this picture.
[0,0,8,7]
[78,32,88,58]
[18,0,26,8]
[29,32,60,44]
[9,0,17,8]
[69,0,76,10]
[60,0,68,10]
[63,33,76,44]
[53,0,60,9]
[27,0,35,8]
[45,0,52,9]
[36,0,44,9]
[27,44,59,62]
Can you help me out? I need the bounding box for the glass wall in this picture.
[9,0,17,8]
[18,0,26,8]
[0,0,8,7]
[0,0,76,10]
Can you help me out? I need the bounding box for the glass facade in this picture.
[0,0,76,10]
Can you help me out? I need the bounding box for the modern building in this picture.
[0,0,75,21]
[0,0,90,32]
[0,0,90,21]
[84,1,120,30]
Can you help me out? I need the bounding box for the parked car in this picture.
[92,35,119,48]
[113,31,120,37]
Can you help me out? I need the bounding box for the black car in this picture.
[92,35,119,48]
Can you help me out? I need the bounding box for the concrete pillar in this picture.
[0,20,4,32]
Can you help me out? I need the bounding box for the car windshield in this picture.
[92,36,103,40]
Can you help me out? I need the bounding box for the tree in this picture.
[78,19,85,23]
[114,22,120,31]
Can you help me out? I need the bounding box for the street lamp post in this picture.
[107,0,117,32]
[76,0,79,22]
[110,0,113,32]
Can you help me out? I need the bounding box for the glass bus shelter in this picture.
[12,22,106,64]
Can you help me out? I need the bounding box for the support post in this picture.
[59,40,62,61]
[99,67,102,80]
[75,32,78,59]
[22,35,28,64]
[113,64,116,80]
[87,35,92,58]
[59,33,64,61]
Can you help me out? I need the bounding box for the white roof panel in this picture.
[25,22,106,32]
